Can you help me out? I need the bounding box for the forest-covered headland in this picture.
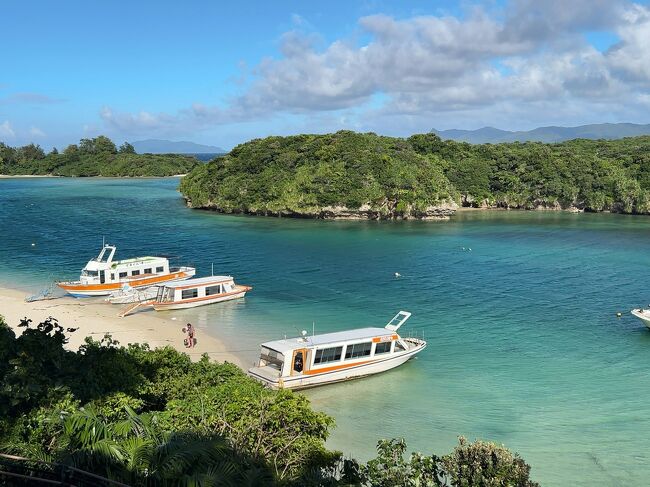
[180,130,650,219]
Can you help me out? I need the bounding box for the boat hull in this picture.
[58,270,195,297]
[631,309,650,329]
[249,339,426,390]
[152,287,250,311]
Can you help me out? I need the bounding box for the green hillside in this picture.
[180,131,650,218]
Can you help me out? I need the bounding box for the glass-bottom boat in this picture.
[248,311,426,390]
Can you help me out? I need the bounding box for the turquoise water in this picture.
[2,177,650,486]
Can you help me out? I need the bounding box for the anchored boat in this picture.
[118,275,252,316]
[152,275,251,310]
[57,244,195,297]
[631,308,650,328]
[248,311,426,390]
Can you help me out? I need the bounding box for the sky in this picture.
[2,0,650,150]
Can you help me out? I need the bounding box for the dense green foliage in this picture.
[0,315,537,486]
[0,136,200,177]
[180,130,650,217]
[180,131,457,219]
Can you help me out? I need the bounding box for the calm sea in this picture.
[2,177,650,486]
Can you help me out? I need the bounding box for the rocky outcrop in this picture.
[184,198,459,221]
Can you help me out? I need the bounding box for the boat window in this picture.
[156,266,164,273]
[132,270,140,276]
[394,341,406,352]
[110,273,115,281]
[314,346,343,364]
[345,342,372,359]
[181,288,198,300]
[144,268,152,274]
[205,284,222,296]
[260,347,284,368]
[223,283,234,292]
[374,342,392,355]
[119,272,127,278]
[83,270,99,277]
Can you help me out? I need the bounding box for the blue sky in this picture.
[2,0,650,149]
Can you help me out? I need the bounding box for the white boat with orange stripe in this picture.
[151,275,252,311]
[248,311,426,390]
[57,244,195,297]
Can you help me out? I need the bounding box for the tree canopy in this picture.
[180,130,650,218]
[0,136,200,177]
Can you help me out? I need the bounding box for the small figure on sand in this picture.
[182,323,196,349]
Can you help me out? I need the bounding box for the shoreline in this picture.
[0,174,184,179]
[0,286,245,367]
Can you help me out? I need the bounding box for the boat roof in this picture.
[111,256,164,265]
[262,327,395,354]
[163,275,233,288]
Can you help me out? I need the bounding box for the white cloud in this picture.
[0,121,15,138]
[29,127,46,137]
[99,0,650,137]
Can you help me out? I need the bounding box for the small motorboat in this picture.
[631,308,650,329]
[248,311,426,390]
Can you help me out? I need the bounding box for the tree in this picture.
[442,437,539,487]
[119,142,136,154]
[360,438,443,487]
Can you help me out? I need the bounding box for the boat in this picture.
[152,275,251,311]
[105,284,158,304]
[247,311,426,390]
[57,244,195,297]
[631,308,650,328]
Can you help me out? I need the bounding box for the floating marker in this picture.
[616,312,622,317]
[31,243,36,247]
[394,272,401,278]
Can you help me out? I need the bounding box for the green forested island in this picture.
[0,136,200,177]
[0,316,538,486]
[180,130,650,219]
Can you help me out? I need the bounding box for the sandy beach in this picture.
[0,286,244,367]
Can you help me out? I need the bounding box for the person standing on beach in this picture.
[185,323,195,349]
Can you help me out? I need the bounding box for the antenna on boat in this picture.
[102,235,105,247]
[312,321,315,337]
[211,263,214,276]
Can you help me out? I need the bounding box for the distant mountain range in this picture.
[131,139,225,154]
[431,123,650,144]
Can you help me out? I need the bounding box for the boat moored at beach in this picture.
[57,244,195,297]
[151,275,251,311]
[248,311,426,390]
[631,308,650,328]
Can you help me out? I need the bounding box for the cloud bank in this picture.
[100,0,650,139]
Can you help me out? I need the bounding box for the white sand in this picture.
[0,286,244,367]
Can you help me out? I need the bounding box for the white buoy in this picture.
[394,272,401,278]
[616,312,622,317]
[31,243,36,247]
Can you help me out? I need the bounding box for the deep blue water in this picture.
[2,177,650,486]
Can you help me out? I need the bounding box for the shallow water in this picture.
[2,177,650,486]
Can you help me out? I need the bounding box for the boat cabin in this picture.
[155,276,238,302]
[78,245,170,286]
